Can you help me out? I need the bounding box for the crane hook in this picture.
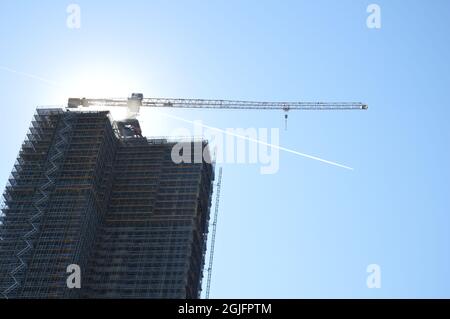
[284,113,288,130]
[283,106,290,131]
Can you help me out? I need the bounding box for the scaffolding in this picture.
[83,138,214,298]
[0,109,214,299]
[0,110,118,298]
[1,109,64,298]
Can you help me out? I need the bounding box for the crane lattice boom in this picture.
[68,93,368,111]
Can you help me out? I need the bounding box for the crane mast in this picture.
[205,167,223,299]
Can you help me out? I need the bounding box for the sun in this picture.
[44,62,171,136]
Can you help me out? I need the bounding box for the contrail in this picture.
[153,110,354,171]
[0,65,62,88]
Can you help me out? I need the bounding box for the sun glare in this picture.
[65,71,170,135]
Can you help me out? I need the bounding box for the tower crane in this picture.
[67,93,367,298]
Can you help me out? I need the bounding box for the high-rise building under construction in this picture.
[0,108,214,299]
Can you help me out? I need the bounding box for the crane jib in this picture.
[67,93,368,111]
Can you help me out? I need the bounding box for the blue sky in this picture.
[1,0,450,298]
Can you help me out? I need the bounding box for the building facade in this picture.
[0,109,214,299]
